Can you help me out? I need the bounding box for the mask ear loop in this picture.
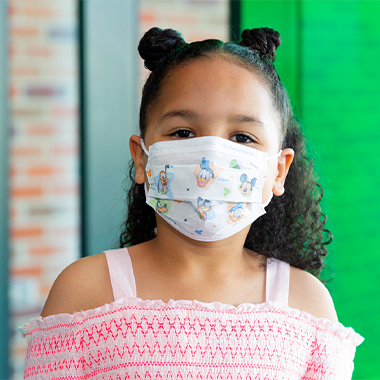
[267,149,282,160]
[261,150,282,208]
[140,139,157,235]
[140,139,150,196]
[140,138,150,156]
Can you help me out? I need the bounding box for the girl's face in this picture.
[133,56,294,203]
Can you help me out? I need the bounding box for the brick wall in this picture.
[138,0,229,90]
[8,0,228,378]
[8,1,79,378]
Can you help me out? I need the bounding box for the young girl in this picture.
[21,27,363,379]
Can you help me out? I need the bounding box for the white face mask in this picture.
[140,136,281,242]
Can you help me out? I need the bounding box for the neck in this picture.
[146,217,258,278]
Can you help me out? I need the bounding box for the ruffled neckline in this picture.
[20,297,364,346]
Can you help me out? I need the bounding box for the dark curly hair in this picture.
[120,27,332,277]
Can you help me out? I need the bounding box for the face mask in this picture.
[140,136,281,242]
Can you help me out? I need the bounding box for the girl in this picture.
[21,27,363,379]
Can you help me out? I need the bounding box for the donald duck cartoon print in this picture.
[196,157,214,188]
[228,202,244,222]
[196,197,214,221]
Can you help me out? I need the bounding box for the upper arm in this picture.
[288,267,338,323]
[40,253,113,318]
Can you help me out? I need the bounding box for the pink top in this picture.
[20,248,363,379]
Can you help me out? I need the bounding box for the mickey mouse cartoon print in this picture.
[240,174,257,197]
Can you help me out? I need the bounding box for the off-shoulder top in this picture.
[20,248,363,379]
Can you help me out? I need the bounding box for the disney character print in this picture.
[153,164,174,198]
[149,198,171,215]
[193,157,221,190]
[240,174,257,197]
[195,197,215,221]
[228,202,245,223]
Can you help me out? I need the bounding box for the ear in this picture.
[272,148,295,196]
[129,134,146,184]
[240,173,247,183]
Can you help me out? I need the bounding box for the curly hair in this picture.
[119,27,332,277]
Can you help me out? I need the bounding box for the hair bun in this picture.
[240,28,281,62]
[138,27,186,71]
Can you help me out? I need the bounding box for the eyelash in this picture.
[231,133,256,144]
[170,129,195,138]
[170,129,257,144]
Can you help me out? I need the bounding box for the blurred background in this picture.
[0,0,379,379]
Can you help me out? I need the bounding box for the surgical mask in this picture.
[140,136,281,242]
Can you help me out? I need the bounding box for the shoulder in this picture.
[40,253,114,317]
[288,266,338,323]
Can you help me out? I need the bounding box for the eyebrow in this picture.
[229,114,264,126]
[159,109,198,123]
[159,109,264,126]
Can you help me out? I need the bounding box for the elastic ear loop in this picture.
[139,139,150,196]
[262,150,282,208]
[140,139,149,156]
[267,150,282,160]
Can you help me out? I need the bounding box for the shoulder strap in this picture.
[266,258,290,305]
[104,248,136,301]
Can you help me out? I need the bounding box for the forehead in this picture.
[147,56,281,137]
[159,57,270,105]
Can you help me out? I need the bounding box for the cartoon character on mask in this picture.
[159,170,169,194]
[228,202,244,222]
[240,174,257,197]
[229,159,240,169]
[156,200,168,214]
[154,164,174,198]
[149,198,171,215]
[196,197,215,221]
[196,158,214,188]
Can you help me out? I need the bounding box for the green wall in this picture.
[241,1,379,378]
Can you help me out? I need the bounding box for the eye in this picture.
[171,129,195,138]
[231,133,255,144]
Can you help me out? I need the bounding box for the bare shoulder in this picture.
[288,266,338,323]
[40,253,114,318]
